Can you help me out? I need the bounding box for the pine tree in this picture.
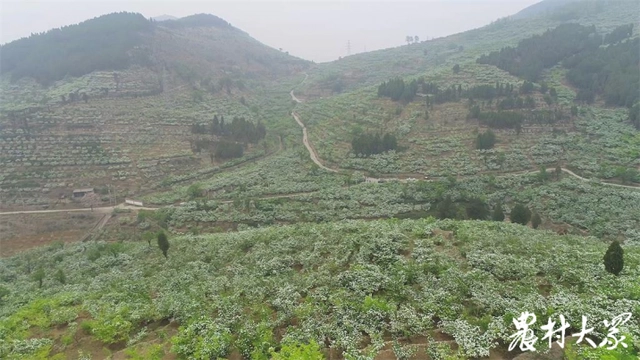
[510,204,531,225]
[157,231,170,258]
[492,203,505,222]
[531,212,542,229]
[603,241,624,275]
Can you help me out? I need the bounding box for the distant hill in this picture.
[511,0,581,19]
[151,14,178,21]
[0,12,309,85]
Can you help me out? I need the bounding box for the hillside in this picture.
[0,12,308,210]
[0,12,308,85]
[1,219,638,359]
[291,0,639,190]
[511,0,581,19]
[298,0,638,96]
[1,3,640,359]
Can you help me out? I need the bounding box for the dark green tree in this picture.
[537,166,550,183]
[475,130,496,149]
[571,105,578,116]
[157,231,170,258]
[539,82,548,94]
[187,184,203,199]
[520,81,534,94]
[466,198,489,220]
[630,102,640,130]
[531,212,542,229]
[453,64,460,74]
[492,203,505,221]
[510,204,531,225]
[436,196,458,219]
[603,241,624,275]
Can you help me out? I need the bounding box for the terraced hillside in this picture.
[291,0,639,184]
[0,13,308,209]
[1,219,638,359]
[1,1,639,358]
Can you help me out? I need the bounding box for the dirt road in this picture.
[288,84,640,190]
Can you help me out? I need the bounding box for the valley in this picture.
[0,1,639,359]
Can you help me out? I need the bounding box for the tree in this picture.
[620,168,638,184]
[537,166,550,183]
[539,82,548,94]
[187,184,203,199]
[531,212,542,229]
[436,196,458,219]
[510,204,531,225]
[603,241,624,275]
[630,102,640,130]
[492,203,505,221]
[476,130,496,150]
[142,231,155,246]
[157,231,169,258]
[82,93,89,103]
[466,198,489,220]
[453,64,460,74]
[571,105,578,116]
[33,267,45,288]
[414,35,420,43]
[520,81,534,94]
[54,268,66,284]
[405,36,414,45]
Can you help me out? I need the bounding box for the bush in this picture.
[466,198,489,220]
[604,241,624,275]
[171,318,232,359]
[270,340,324,360]
[187,184,203,199]
[157,232,169,258]
[475,130,496,150]
[531,212,542,229]
[492,203,505,222]
[510,204,531,225]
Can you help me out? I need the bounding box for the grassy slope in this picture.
[0,219,638,359]
[301,0,638,95]
[293,0,640,178]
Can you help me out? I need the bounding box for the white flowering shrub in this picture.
[171,317,232,359]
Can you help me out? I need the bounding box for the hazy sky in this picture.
[1,0,540,63]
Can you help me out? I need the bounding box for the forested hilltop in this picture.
[0,12,307,85]
[0,13,154,85]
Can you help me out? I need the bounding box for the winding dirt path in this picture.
[288,78,640,190]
